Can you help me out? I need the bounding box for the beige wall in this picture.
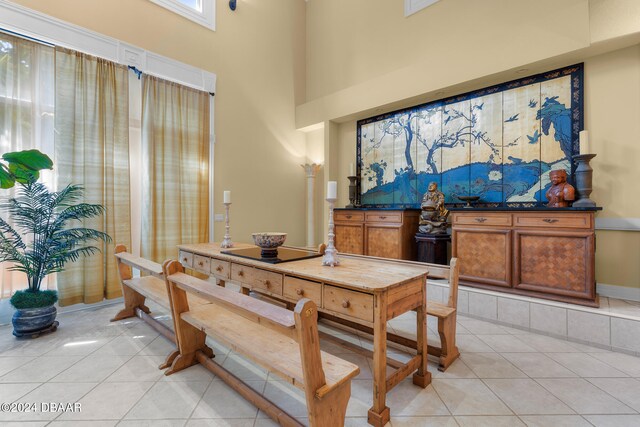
[305,1,640,290]
[12,0,310,247]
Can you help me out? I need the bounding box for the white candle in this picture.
[327,181,337,199]
[349,163,354,176]
[223,190,231,204]
[579,130,590,155]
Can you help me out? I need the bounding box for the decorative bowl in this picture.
[457,195,480,208]
[252,232,287,257]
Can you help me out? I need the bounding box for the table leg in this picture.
[368,294,390,427]
[412,299,431,387]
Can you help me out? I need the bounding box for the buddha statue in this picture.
[418,182,449,234]
[546,169,575,208]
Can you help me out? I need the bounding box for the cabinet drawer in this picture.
[178,250,193,268]
[210,259,230,279]
[514,213,591,229]
[283,277,322,306]
[231,264,253,284]
[453,213,512,227]
[365,212,402,223]
[323,285,374,323]
[335,211,364,222]
[253,268,283,295]
[193,255,210,273]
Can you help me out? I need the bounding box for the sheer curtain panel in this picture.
[0,33,55,299]
[141,75,209,263]
[54,47,130,306]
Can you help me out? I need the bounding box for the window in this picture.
[404,0,441,17]
[149,0,215,30]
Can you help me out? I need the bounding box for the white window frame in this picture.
[404,0,441,17]
[149,0,216,31]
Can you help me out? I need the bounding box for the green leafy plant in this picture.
[0,152,112,309]
[0,149,53,189]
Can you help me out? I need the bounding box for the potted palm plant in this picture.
[0,150,112,337]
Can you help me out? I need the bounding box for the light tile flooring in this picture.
[2,303,640,426]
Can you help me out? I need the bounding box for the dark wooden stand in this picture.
[415,233,450,265]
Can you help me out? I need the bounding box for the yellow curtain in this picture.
[0,33,55,299]
[54,47,130,306]
[141,75,209,264]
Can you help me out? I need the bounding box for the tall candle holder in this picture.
[322,197,340,266]
[572,154,597,208]
[347,176,360,208]
[221,202,233,248]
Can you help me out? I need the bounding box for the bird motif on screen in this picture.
[505,114,520,123]
[527,130,541,144]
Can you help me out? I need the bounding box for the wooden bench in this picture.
[111,244,212,367]
[424,257,460,371]
[163,259,360,427]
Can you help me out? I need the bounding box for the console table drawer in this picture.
[514,213,591,229]
[193,255,210,273]
[253,268,283,295]
[335,211,365,222]
[178,250,193,268]
[365,212,402,223]
[231,264,253,284]
[453,213,512,227]
[210,259,230,279]
[323,285,373,323]
[283,277,322,306]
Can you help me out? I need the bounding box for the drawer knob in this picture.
[182,258,188,263]
[346,215,352,219]
[216,266,223,272]
[379,215,387,219]
[542,218,559,223]
[198,261,203,267]
[475,217,487,223]
[264,280,271,287]
[238,270,244,277]
[342,300,350,308]
[296,288,304,296]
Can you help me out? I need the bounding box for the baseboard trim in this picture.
[597,282,640,302]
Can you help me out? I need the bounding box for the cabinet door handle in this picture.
[346,215,352,219]
[215,266,223,272]
[475,217,487,223]
[296,288,304,296]
[342,300,350,308]
[542,218,559,223]
[379,216,387,219]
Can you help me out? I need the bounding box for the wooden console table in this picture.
[177,242,431,427]
[451,207,601,307]
[334,208,420,260]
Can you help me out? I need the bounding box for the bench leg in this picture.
[308,381,351,427]
[111,286,150,322]
[437,315,460,372]
[159,350,180,369]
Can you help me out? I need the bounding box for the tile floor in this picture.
[1,302,640,426]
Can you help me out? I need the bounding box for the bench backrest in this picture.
[114,244,164,279]
[419,257,459,310]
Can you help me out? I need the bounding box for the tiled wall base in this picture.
[428,280,640,357]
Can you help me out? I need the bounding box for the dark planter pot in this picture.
[12,305,58,338]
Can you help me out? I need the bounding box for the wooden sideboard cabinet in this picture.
[334,209,420,260]
[451,209,599,307]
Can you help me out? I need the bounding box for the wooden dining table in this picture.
[177,242,431,426]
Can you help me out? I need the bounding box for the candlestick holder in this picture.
[572,154,597,208]
[347,176,360,208]
[221,202,233,248]
[322,197,340,266]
